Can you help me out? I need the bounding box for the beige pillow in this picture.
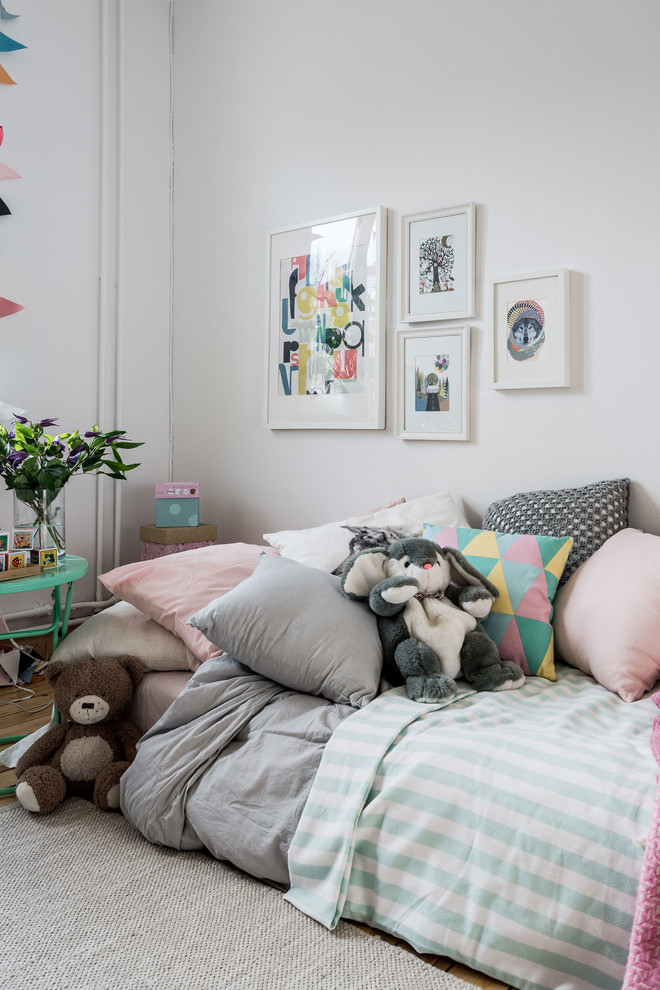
[53,600,198,672]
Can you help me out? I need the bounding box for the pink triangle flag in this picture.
[0,160,20,180]
[0,295,24,317]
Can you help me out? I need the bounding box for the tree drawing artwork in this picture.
[419,234,455,293]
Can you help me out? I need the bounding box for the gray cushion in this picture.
[188,553,382,708]
[482,478,631,583]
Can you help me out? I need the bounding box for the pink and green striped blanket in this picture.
[286,667,658,990]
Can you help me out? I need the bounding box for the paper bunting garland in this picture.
[0,295,24,318]
[0,4,23,315]
[0,30,24,51]
[0,161,19,180]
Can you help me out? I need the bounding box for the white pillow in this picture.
[263,491,469,572]
[53,600,198,672]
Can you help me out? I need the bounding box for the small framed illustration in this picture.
[491,269,570,389]
[265,206,386,430]
[401,203,475,323]
[396,325,470,441]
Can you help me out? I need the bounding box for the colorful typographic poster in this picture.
[278,221,368,398]
[267,209,385,429]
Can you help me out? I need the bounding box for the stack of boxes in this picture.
[139,482,217,560]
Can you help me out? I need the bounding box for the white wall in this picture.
[0,0,172,613]
[1,0,658,623]
[171,0,660,542]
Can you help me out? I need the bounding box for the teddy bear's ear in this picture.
[45,659,70,686]
[114,655,144,686]
[341,548,391,599]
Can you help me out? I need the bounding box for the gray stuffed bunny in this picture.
[341,536,525,703]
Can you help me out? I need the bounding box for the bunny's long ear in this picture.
[340,548,391,599]
[443,546,499,598]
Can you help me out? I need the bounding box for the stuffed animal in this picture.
[15,655,143,815]
[341,536,525,703]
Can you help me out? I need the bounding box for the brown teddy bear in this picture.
[15,655,143,815]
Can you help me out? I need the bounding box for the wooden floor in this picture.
[1,645,513,990]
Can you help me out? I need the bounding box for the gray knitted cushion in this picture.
[482,478,631,584]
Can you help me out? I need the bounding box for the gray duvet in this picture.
[120,654,356,885]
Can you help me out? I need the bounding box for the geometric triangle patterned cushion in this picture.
[423,525,573,679]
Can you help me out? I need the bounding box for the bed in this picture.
[19,482,660,990]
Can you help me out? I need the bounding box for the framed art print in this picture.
[491,269,570,389]
[396,325,470,440]
[401,203,475,323]
[265,206,386,429]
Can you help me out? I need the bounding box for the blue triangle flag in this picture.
[0,30,24,51]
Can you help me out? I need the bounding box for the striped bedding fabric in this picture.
[285,666,658,990]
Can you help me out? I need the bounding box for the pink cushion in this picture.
[553,529,660,702]
[100,543,278,664]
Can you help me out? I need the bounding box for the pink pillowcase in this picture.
[100,543,278,665]
[553,529,660,702]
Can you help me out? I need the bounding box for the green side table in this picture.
[0,555,89,787]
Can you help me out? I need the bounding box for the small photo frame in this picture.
[8,551,28,569]
[401,203,475,323]
[396,325,470,441]
[491,269,570,389]
[0,532,8,552]
[0,553,7,571]
[13,528,34,550]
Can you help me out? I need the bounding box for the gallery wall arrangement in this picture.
[265,200,571,440]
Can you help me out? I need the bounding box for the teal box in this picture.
[156,497,199,528]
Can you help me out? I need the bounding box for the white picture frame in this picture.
[401,203,475,323]
[396,325,470,441]
[490,268,570,389]
[265,206,386,429]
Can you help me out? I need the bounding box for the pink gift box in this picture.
[140,539,215,561]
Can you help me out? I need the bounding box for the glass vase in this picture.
[13,488,66,561]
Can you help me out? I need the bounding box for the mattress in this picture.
[127,670,192,736]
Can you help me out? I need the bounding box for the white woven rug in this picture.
[1,799,473,990]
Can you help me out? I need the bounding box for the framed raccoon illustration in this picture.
[490,269,571,390]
